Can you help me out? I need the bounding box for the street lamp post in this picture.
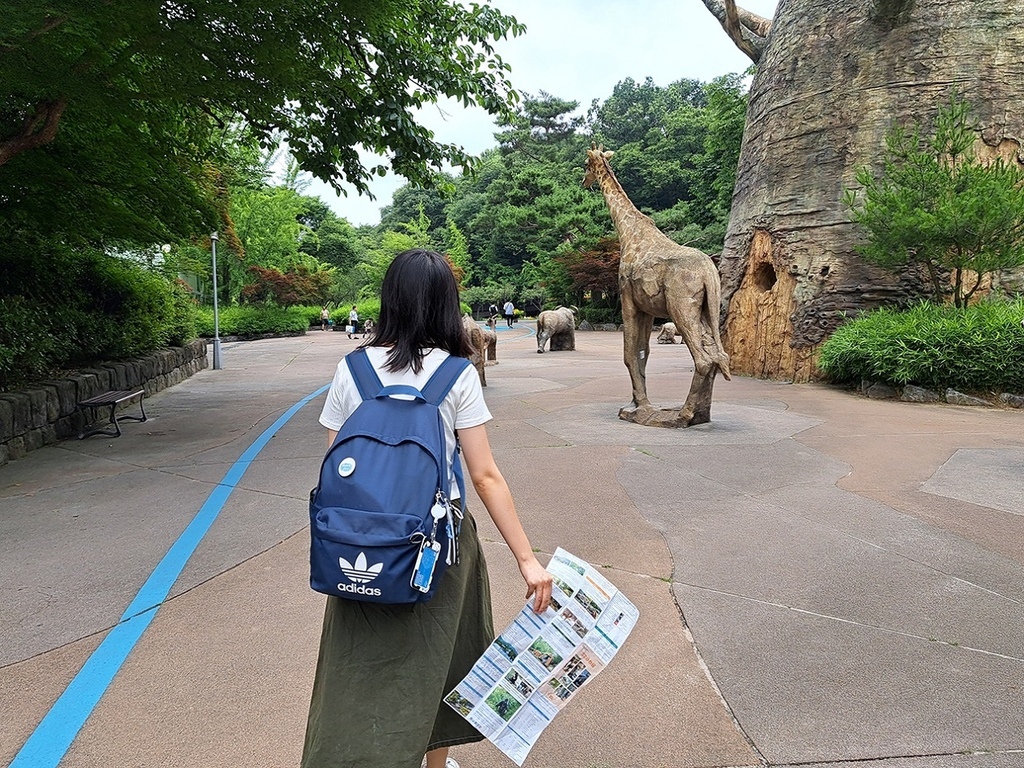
[210,231,223,370]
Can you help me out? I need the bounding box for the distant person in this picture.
[362,317,374,338]
[503,299,514,328]
[348,305,359,339]
[320,306,330,331]
[488,302,499,318]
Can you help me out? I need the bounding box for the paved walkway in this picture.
[1,326,1022,768]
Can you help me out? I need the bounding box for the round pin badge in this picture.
[338,457,356,477]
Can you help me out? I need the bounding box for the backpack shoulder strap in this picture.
[344,349,384,401]
[421,355,472,406]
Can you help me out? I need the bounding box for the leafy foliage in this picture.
[1,0,526,245]
[0,243,198,390]
[195,305,310,337]
[845,96,1024,308]
[241,264,332,307]
[818,299,1024,392]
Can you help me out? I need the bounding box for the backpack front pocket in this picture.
[309,505,443,603]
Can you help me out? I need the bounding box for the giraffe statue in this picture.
[584,145,731,427]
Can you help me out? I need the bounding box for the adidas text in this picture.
[337,582,383,597]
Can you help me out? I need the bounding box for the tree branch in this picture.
[0,98,68,166]
[694,0,772,64]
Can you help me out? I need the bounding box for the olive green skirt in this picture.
[301,511,494,768]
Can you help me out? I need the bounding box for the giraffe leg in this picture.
[620,297,652,409]
[672,298,715,376]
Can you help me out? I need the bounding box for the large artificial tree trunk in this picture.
[702,0,1024,381]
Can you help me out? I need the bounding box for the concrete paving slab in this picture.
[530,402,823,448]
[762,484,1024,601]
[60,534,321,768]
[793,755,1024,768]
[0,468,214,664]
[171,486,307,600]
[657,494,1024,658]
[0,633,102,762]
[457,545,758,768]
[675,584,1024,765]
[922,448,1024,517]
[0,449,137,500]
[642,439,851,493]
[872,490,1024,567]
[477,444,673,579]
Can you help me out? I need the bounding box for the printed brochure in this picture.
[445,548,639,765]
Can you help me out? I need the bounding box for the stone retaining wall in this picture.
[0,339,207,467]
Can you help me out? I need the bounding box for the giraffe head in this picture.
[583,143,614,188]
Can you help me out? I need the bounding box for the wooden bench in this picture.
[77,389,147,439]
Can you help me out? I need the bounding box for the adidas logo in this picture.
[339,552,384,584]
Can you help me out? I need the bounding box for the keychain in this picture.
[411,539,442,592]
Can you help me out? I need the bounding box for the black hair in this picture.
[360,249,473,373]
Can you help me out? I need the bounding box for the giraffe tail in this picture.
[704,272,732,381]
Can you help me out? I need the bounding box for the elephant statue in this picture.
[656,322,679,344]
[536,306,577,353]
[483,316,499,362]
[462,315,488,386]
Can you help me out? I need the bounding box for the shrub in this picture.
[0,296,73,388]
[330,298,382,328]
[577,307,621,326]
[818,298,1024,392]
[196,305,310,337]
[0,242,200,390]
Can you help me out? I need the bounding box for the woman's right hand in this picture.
[519,556,553,614]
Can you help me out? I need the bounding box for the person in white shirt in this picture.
[305,249,551,768]
[502,299,514,328]
[347,305,359,338]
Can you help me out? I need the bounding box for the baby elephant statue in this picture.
[536,306,577,353]
[657,322,679,344]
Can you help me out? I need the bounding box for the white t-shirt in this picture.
[503,301,514,315]
[319,347,492,499]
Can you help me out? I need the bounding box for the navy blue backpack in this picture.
[309,349,472,604]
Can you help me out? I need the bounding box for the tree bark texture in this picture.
[719,0,1024,381]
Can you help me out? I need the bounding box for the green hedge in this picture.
[818,298,1024,392]
[578,307,621,326]
[0,243,198,391]
[329,298,383,328]
[196,305,310,336]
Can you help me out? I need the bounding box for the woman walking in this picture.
[304,249,552,768]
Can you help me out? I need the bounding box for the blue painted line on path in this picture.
[479,322,535,338]
[10,384,330,768]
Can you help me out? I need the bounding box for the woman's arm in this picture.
[458,423,552,613]
[326,429,337,448]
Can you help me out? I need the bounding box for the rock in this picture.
[0,393,32,437]
[865,382,897,399]
[0,397,13,442]
[998,392,1024,408]
[901,384,941,403]
[945,389,990,406]
[579,321,594,331]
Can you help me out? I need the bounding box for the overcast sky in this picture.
[304,0,778,226]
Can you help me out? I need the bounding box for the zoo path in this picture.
[1,326,1022,768]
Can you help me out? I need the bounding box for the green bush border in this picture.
[818,298,1024,393]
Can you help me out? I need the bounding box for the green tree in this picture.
[1,0,525,245]
[241,263,332,306]
[443,219,473,286]
[379,184,452,234]
[845,96,1024,308]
